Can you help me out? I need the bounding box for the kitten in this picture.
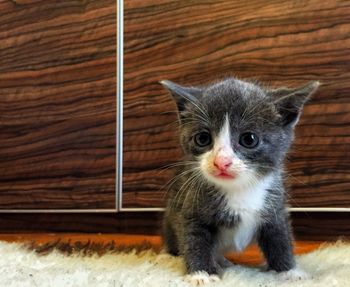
[160,77,319,285]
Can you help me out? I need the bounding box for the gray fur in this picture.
[161,78,319,276]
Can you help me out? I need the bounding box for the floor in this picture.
[0,233,323,266]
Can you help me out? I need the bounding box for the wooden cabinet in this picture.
[0,0,117,210]
[0,0,349,238]
[122,0,350,210]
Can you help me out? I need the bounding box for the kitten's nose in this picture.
[214,155,232,171]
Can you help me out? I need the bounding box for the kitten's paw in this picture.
[278,268,309,281]
[185,271,220,285]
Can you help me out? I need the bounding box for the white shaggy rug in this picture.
[0,241,349,287]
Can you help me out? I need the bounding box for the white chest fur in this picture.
[217,174,273,253]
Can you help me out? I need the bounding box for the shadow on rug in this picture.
[0,240,349,287]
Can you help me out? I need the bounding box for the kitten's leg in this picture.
[183,223,220,285]
[257,213,296,272]
[163,218,179,256]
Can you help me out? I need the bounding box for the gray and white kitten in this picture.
[161,77,319,284]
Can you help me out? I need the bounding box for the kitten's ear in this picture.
[269,81,320,127]
[160,80,202,113]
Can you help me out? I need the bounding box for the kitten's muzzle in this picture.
[214,150,233,172]
[213,154,235,179]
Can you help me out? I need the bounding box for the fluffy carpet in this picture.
[0,240,349,287]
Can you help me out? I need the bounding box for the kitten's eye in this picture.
[239,132,259,148]
[194,131,212,147]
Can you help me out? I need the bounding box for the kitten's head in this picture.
[161,78,319,190]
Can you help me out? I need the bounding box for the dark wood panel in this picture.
[0,0,116,209]
[291,212,350,241]
[0,212,348,241]
[123,0,350,208]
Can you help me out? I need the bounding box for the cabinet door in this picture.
[0,1,117,210]
[122,0,350,210]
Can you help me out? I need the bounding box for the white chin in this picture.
[203,172,238,188]
[202,168,258,191]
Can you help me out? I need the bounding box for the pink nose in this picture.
[214,156,232,171]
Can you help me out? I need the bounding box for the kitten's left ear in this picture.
[269,81,320,127]
[159,80,202,113]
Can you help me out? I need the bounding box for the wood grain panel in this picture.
[122,0,350,208]
[0,0,116,209]
[0,212,348,241]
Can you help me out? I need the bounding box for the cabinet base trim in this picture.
[1,207,348,213]
[0,209,118,213]
[119,207,350,212]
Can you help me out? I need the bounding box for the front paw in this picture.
[277,267,309,281]
[185,271,220,285]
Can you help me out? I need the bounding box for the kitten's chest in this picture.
[216,177,271,253]
[217,209,259,253]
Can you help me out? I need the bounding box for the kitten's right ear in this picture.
[269,81,320,127]
[160,80,202,113]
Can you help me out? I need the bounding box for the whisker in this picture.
[155,161,197,173]
[161,167,198,200]
[170,167,201,209]
[180,171,198,211]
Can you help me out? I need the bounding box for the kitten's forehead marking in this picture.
[216,114,231,150]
